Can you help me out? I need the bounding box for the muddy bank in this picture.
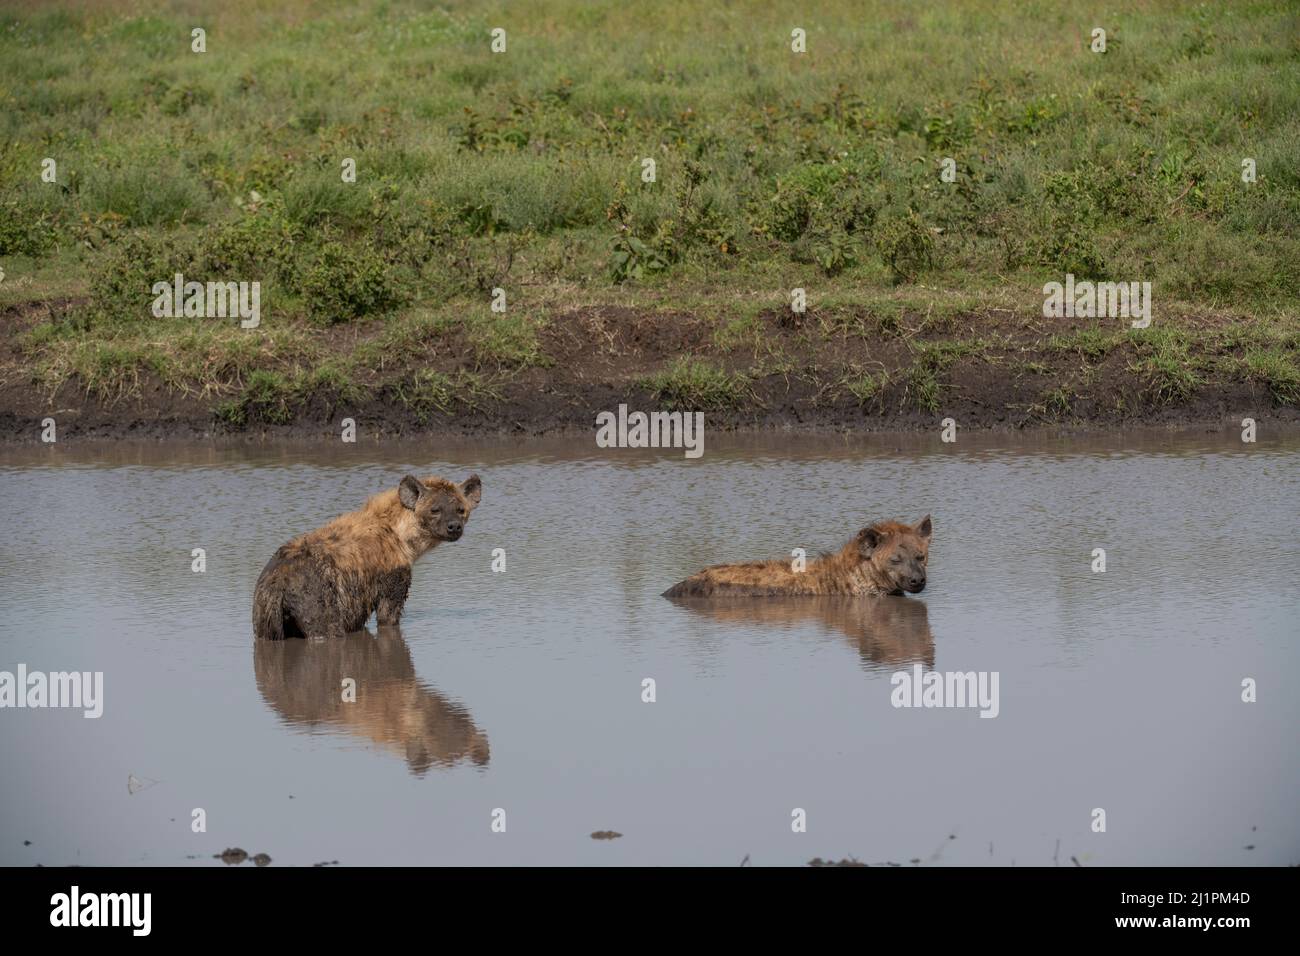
[1,299,1295,442]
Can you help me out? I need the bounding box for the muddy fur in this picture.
[254,627,488,774]
[252,473,481,640]
[663,516,932,598]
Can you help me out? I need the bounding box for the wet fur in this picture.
[663,517,932,598]
[252,474,481,640]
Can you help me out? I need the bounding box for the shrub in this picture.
[0,199,58,256]
[87,232,198,324]
[299,240,405,325]
[876,211,934,282]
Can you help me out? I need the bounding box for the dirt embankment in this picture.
[0,297,1295,442]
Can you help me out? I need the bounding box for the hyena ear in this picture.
[857,526,883,556]
[460,473,482,508]
[398,475,424,511]
[916,515,932,539]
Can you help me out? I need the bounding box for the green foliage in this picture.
[86,232,198,323]
[0,200,58,256]
[1243,348,1300,405]
[876,211,934,283]
[299,240,406,325]
[639,357,748,410]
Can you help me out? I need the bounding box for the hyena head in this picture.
[856,515,932,594]
[397,473,482,549]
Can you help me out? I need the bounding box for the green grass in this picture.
[215,360,369,425]
[911,338,987,369]
[1,0,1298,425]
[903,363,943,412]
[1048,327,1124,361]
[713,311,763,350]
[1,0,1298,326]
[391,368,503,420]
[1042,384,1075,418]
[391,369,457,420]
[1126,326,1201,403]
[896,338,989,411]
[843,367,890,404]
[37,340,161,400]
[466,310,550,367]
[639,357,749,410]
[224,369,296,425]
[1243,348,1300,404]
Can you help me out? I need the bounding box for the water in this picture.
[1,428,1296,866]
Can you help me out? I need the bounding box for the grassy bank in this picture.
[1,0,1297,437]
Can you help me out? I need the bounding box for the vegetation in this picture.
[0,0,1296,428]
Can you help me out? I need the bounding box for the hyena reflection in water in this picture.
[666,596,934,671]
[254,628,489,775]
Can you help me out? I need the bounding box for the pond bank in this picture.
[2,297,1296,442]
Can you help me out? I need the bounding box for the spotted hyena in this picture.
[663,516,932,598]
[252,474,481,640]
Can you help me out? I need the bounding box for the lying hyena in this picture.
[252,474,481,640]
[663,516,931,598]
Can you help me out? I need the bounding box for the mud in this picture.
[1,299,1294,442]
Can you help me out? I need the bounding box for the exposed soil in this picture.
[1,298,1295,442]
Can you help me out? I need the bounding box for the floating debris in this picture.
[590,830,622,840]
[216,847,248,865]
[252,853,272,867]
[126,774,159,795]
[808,857,867,867]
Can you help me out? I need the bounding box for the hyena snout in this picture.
[896,560,926,593]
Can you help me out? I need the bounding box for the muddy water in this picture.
[1,428,1297,866]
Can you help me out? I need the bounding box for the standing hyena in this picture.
[252,474,481,640]
[663,516,932,598]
